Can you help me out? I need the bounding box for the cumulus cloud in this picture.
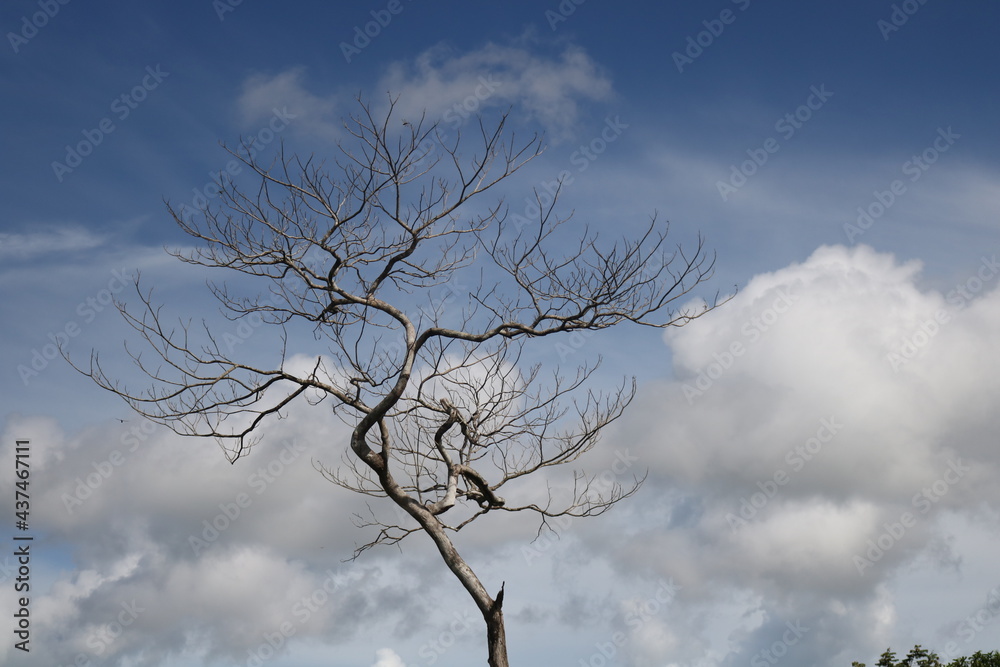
[0,405,432,666]
[372,647,407,667]
[576,243,1000,664]
[5,243,1000,666]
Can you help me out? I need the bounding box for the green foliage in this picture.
[876,649,898,667]
[854,646,1000,667]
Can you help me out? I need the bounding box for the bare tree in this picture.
[73,97,723,666]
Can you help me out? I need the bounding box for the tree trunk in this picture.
[486,588,509,667]
[402,498,510,665]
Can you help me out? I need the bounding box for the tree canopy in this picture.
[852,645,1000,667]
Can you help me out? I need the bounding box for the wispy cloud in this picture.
[378,41,613,139]
[237,66,339,140]
[236,40,613,144]
[0,225,105,259]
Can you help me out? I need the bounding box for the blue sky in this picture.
[3,1,1000,666]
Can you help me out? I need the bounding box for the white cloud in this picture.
[378,41,613,139]
[639,244,996,504]
[575,243,1000,662]
[372,647,407,667]
[236,40,613,144]
[0,406,431,666]
[237,66,339,140]
[5,242,1000,666]
[0,224,105,259]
